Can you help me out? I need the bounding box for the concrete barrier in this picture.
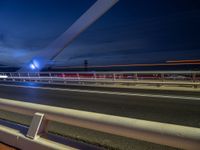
[0,98,200,149]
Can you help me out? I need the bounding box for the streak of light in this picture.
[167,59,200,63]
[53,62,200,69]
[0,75,8,78]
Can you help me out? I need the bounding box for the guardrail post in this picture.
[161,73,164,82]
[27,72,30,81]
[63,73,67,84]
[135,73,138,80]
[18,73,20,81]
[113,73,116,81]
[48,73,51,83]
[27,113,48,139]
[94,73,96,80]
[192,73,196,82]
[38,72,40,82]
[9,73,13,81]
[18,72,21,82]
[77,73,80,80]
[192,73,197,88]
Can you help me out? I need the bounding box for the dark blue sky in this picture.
[0,0,200,67]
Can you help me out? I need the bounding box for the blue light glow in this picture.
[30,64,36,69]
[29,59,40,70]
[33,60,40,68]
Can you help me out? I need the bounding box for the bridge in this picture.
[0,70,200,150]
[1,0,200,149]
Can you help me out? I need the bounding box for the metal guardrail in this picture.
[0,98,200,150]
[0,71,200,88]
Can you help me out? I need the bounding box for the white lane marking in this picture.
[0,83,200,101]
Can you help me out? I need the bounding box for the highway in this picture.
[0,82,200,149]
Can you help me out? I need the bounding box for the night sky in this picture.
[0,0,200,67]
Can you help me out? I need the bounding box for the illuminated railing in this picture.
[0,71,200,88]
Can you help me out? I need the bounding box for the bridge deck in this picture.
[1,82,200,150]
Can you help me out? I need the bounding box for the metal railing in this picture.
[0,71,200,88]
[0,98,200,150]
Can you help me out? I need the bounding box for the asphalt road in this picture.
[0,82,200,150]
[0,82,200,126]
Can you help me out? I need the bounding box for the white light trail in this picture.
[0,75,8,79]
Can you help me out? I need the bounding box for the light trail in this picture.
[53,62,200,69]
[166,59,200,63]
[0,75,8,79]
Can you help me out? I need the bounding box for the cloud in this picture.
[0,46,36,66]
[54,10,200,65]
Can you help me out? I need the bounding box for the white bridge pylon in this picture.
[19,0,119,72]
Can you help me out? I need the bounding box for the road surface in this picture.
[0,82,200,149]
